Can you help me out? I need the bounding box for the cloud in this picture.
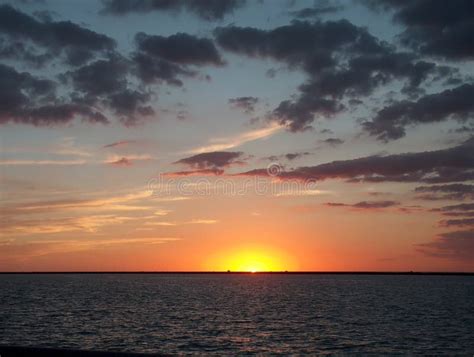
[0,4,115,67]
[321,137,344,146]
[236,137,474,184]
[365,0,474,60]
[437,202,474,213]
[263,151,312,162]
[0,236,181,259]
[274,189,331,197]
[187,122,281,154]
[440,218,474,228]
[187,219,218,224]
[174,151,245,169]
[108,157,132,166]
[215,20,444,132]
[3,190,152,214]
[229,96,259,114]
[145,218,218,226]
[135,32,224,66]
[67,56,128,95]
[163,168,224,177]
[441,212,474,218]
[154,209,172,216]
[104,154,152,166]
[324,200,399,209]
[416,229,474,261]
[103,140,136,148]
[101,0,246,20]
[0,63,108,126]
[363,84,474,141]
[132,52,195,86]
[65,56,155,126]
[1,214,136,236]
[415,184,474,201]
[131,32,223,88]
[165,151,245,176]
[0,7,220,128]
[0,159,87,166]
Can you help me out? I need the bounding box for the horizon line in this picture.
[0,271,473,275]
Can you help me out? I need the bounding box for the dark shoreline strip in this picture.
[0,271,473,275]
[0,345,167,357]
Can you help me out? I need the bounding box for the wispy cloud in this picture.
[274,189,332,197]
[0,159,88,166]
[2,137,93,158]
[154,209,172,216]
[103,140,136,148]
[0,237,181,259]
[1,191,155,220]
[145,218,218,226]
[187,123,281,154]
[104,154,153,166]
[16,191,153,211]
[1,215,136,236]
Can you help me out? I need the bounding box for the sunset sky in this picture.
[0,0,473,272]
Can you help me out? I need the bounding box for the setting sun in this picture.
[206,247,295,272]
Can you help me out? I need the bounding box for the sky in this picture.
[0,0,473,272]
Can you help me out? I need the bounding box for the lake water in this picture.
[0,274,473,354]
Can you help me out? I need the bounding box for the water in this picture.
[0,274,473,354]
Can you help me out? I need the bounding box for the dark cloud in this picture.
[415,184,474,201]
[107,90,155,126]
[101,0,246,20]
[320,128,334,135]
[0,6,162,127]
[416,229,474,261]
[324,200,399,209]
[440,218,474,228]
[215,20,443,131]
[0,63,108,126]
[228,96,259,114]
[273,96,343,131]
[0,7,222,128]
[363,84,474,141]
[0,4,115,67]
[431,202,474,231]
[236,137,474,184]
[103,140,135,148]
[438,203,474,213]
[163,168,224,177]
[132,52,195,86]
[214,20,376,63]
[263,152,312,162]
[174,151,245,169]
[19,104,109,126]
[0,39,51,68]
[135,32,224,66]
[322,137,344,146]
[67,56,128,96]
[442,212,474,218]
[365,0,474,60]
[65,56,154,125]
[132,32,223,87]
[285,152,311,161]
[108,157,132,166]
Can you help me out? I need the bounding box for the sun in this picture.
[208,247,289,272]
[236,261,265,273]
[205,245,297,272]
